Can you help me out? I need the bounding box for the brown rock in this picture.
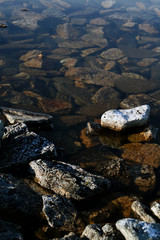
[20,50,43,68]
[38,98,72,113]
[89,18,108,26]
[56,23,79,40]
[137,58,158,67]
[100,48,124,60]
[122,143,160,168]
[138,23,158,34]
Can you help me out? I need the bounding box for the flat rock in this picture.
[20,50,43,68]
[0,173,42,218]
[0,107,53,128]
[100,48,124,60]
[116,218,160,240]
[91,86,120,104]
[101,105,150,131]
[56,23,79,40]
[42,194,77,230]
[0,219,23,240]
[0,123,57,170]
[29,159,110,200]
[138,23,158,34]
[101,0,116,8]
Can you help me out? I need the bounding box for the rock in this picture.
[42,194,77,230]
[101,0,116,9]
[122,143,160,168]
[100,48,124,60]
[131,201,156,223]
[29,159,110,200]
[151,202,160,219]
[60,58,78,68]
[101,105,150,131]
[116,218,160,240]
[0,123,57,170]
[0,119,4,148]
[56,23,79,40]
[0,219,23,240]
[91,86,120,104]
[0,107,53,128]
[90,18,108,26]
[137,58,158,67]
[138,23,158,34]
[82,223,116,240]
[0,173,42,218]
[20,50,43,68]
[52,232,80,240]
[127,125,158,142]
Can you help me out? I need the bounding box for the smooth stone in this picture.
[42,194,77,230]
[131,201,156,223]
[0,107,53,128]
[116,218,160,240]
[0,219,23,240]
[29,159,110,200]
[100,48,124,60]
[101,105,150,131]
[151,202,160,219]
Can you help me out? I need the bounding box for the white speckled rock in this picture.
[151,202,160,220]
[101,105,150,131]
[116,218,160,240]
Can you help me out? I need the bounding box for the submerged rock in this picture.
[52,232,80,240]
[101,0,116,9]
[100,48,124,60]
[42,194,77,230]
[116,218,160,240]
[29,159,110,200]
[101,105,150,131]
[0,120,4,148]
[20,50,43,68]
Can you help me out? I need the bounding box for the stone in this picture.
[91,86,120,104]
[0,219,23,240]
[20,50,43,68]
[137,58,158,67]
[138,23,158,34]
[82,223,117,240]
[0,107,53,128]
[101,0,116,9]
[100,48,124,60]
[60,58,78,68]
[0,173,42,218]
[42,194,77,230]
[131,201,156,223]
[116,218,160,240]
[136,2,146,10]
[56,23,79,40]
[101,105,150,131]
[0,123,57,170]
[29,159,110,200]
[52,232,80,240]
[151,202,160,219]
[122,143,160,168]
[89,18,108,26]
[0,119,4,148]
[127,125,158,142]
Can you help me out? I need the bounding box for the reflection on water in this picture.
[1,0,160,152]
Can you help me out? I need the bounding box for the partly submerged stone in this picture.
[116,218,160,240]
[0,123,57,170]
[101,105,150,131]
[0,107,53,128]
[42,194,77,230]
[29,159,110,200]
[0,219,23,240]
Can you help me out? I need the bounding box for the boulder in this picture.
[131,201,156,223]
[101,105,150,131]
[0,219,23,240]
[116,218,160,240]
[42,194,77,230]
[0,173,42,218]
[0,123,57,171]
[29,159,110,200]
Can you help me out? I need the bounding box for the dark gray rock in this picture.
[42,194,77,230]
[29,159,110,200]
[0,219,23,240]
[0,123,57,170]
[0,120,4,148]
[116,218,160,240]
[0,173,42,218]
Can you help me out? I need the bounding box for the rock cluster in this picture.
[0,105,160,239]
